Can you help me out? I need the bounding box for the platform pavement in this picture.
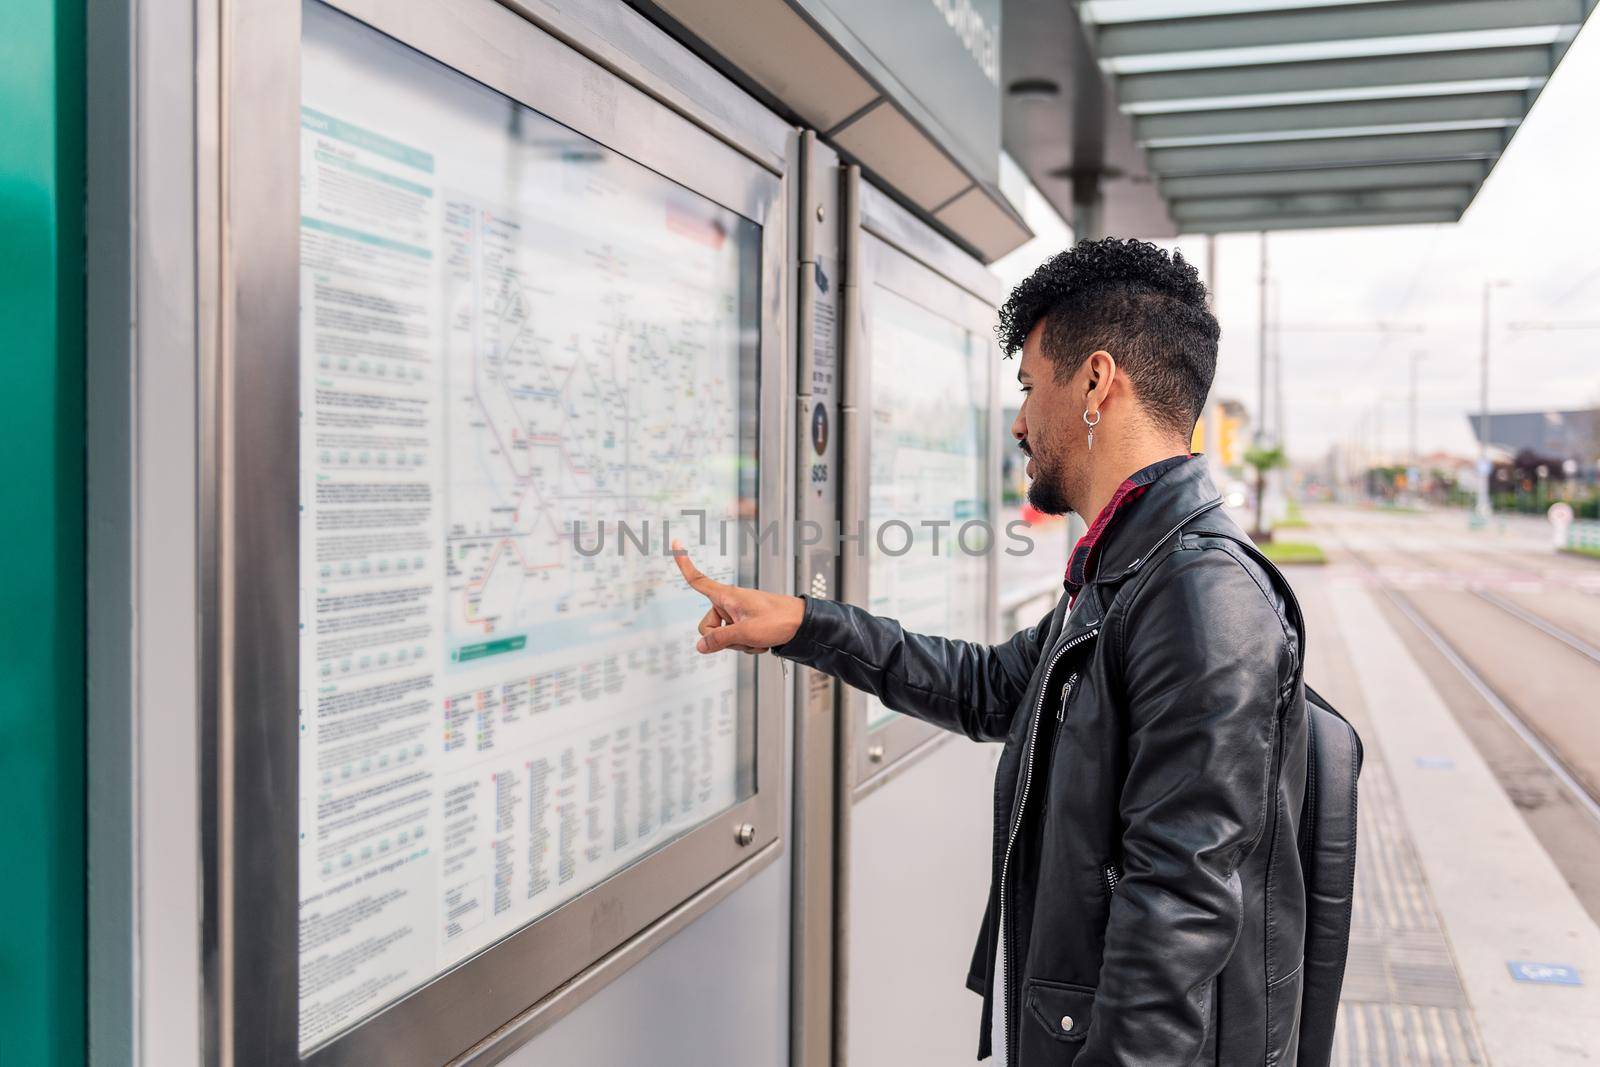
[1290,564,1600,1065]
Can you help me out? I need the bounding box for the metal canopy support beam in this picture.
[1094,0,1585,58]
[1148,127,1507,175]
[1118,46,1553,107]
[1188,207,1462,234]
[1172,185,1471,225]
[1135,91,1528,143]
[1160,159,1490,199]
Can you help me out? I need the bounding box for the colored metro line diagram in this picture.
[440,196,746,662]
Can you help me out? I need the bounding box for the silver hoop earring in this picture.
[1083,408,1102,451]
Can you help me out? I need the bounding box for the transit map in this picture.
[296,3,759,1050]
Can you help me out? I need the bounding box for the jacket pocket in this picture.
[1265,963,1304,1067]
[1021,977,1094,1063]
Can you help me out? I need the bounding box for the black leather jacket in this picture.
[775,457,1309,1065]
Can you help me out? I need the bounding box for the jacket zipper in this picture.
[999,626,1098,1065]
[1055,671,1080,722]
[1103,862,1121,896]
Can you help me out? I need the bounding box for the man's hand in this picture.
[672,539,805,654]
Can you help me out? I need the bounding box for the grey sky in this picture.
[996,17,1600,463]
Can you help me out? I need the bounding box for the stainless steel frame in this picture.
[860,181,1006,315]
[212,1,793,1063]
[825,175,1003,1065]
[790,132,844,1067]
[832,163,864,1067]
[842,181,1004,796]
[86,0,210,1061]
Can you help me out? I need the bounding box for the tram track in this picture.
[1373,539,1600,667]
[1473,588,1600,669]
[1326,525,1600,830]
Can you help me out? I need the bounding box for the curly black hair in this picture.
[996,237,1219,437]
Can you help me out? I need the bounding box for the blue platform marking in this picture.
[1507,961,1582,986]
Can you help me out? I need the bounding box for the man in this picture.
[674,238,1309,1065]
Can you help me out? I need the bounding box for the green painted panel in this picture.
[0,0,86,1061]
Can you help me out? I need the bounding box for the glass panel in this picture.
[865,285,990,729]
[297,1,761,1051]
[999,395,1071,612]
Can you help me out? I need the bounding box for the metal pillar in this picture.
[1069,170,1106,547]
[1070,172,1104,247]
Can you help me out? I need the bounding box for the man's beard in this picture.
[1026,453,1074,516]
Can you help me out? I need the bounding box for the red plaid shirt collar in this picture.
[1066,454,1194,603]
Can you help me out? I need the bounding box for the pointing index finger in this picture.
[671,539,719,595]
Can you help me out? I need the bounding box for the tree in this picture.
[1244,444,1286,539]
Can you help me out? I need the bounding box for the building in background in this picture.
[1468,408,1600,470]
[1193,397,1250,475]
[1468,408,1600,517]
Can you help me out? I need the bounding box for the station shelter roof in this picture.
[1004,0,1598,236]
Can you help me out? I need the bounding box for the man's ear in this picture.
[1084,350,1116,404]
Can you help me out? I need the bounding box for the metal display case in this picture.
[208,1,793,1062]
[840,179,1005,795]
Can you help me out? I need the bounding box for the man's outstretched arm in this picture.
[672,542,1048,743]
[774,595,1050,742]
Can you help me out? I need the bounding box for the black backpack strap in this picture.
[1203,529,1309,689]
[1191,528,1363,1067]
[1295,694,1363,1066]
[1124,515,1310,693]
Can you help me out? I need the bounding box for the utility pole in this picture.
[1355,414,1368,498]
[1476,281,1510,523]
[1257,232,1268,447]
[1478,283,1490,521]
[1273,281,1285,451]
[1202,234,1220,460]
[1408,350,1423,466]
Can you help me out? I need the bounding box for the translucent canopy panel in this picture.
[1004,0,1597,235]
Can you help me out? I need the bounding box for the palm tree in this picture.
[1244,444,1286,540]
